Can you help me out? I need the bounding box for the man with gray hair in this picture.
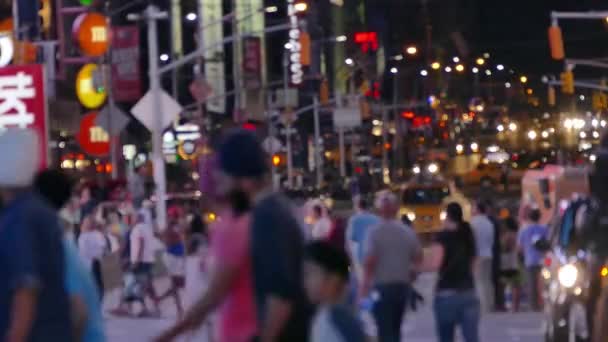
[0,129,73,342]
[361,190,422,342]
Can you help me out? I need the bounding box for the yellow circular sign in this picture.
[76,63,107,109]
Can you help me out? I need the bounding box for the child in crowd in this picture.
[304,242,366,342]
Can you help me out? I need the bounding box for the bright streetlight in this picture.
[406,46,417,55]
[505,82,512,88]
[294,2,308,12]
[542,131,549,139]
[420,70,428,76]
[390,67,398,74]
[445,66,452,73]
[345,58,354,65]
[431,62,441,70]
[393,54,404,61]
[455,64,464,72]
[453,56,460,63]
[472,67,479,73]
[284,42,293,50]
[509,122,518,132]
[476,58,485,65]
[185,12,197,21]
[497,124,505,132]
[265,6,279,13]
[496,64,504,71]
[520,76,528,83]
[335,35,347,42]
[528,130,537,140]
[485,70,492,76]
[159,54,169,62]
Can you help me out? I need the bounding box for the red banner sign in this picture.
[111,26,141,102]
[0,64,48,169]
[243,36,262,89]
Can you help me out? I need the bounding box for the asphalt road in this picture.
[104,274,544,342]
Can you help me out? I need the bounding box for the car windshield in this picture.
[402,187,450,205]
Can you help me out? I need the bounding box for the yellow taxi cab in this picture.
[398,181,450,235]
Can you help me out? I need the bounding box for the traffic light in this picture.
[593,92,608,110]
[13,40,38,64]
[548,86,556,107]
[272,154,283,167]
[319,78,329,105]
[548,25,565,60]
[561,71,575,95]
[39,0,52,35]
[300,32,311,66]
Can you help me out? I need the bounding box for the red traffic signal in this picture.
[354,32,379,53]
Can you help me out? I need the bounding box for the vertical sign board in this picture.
[286,0,303,85]
[236,0,266,89]
[202,0,226,113]
[112,26,141,102]
[242,36,262,89]
[0,64,48,169]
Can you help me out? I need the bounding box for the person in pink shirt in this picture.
[155,153,257,342]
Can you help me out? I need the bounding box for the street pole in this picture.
[105,3,118,180]
[231,0,242,118]
[392,71,402,180]
[145,5,169,230]
[338,126,345,177]
[266,93,278,190]
[313,96,322,189]
[283,51,293,188]
[382,106,390,184]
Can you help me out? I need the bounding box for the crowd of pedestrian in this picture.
[0,127,551,342]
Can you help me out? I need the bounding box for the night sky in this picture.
[475,0,608,76]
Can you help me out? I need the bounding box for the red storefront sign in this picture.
[111,26,141,102]
[0,64,48,169]
[242,36,262,89]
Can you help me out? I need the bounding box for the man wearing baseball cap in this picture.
[217,129,312,342]
[0,129,73,342]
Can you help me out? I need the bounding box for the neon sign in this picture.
[286,0,303,85]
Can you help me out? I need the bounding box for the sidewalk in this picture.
[103,277,212,342]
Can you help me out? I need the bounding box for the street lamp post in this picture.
[143,5,169,230]
[283,50,294,189]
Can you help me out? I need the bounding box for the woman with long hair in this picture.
[421,202,480,342]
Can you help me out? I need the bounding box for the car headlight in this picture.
[558,264,578,288]
[440,211,447,221]
[412,166,421,174]
[470,142,479,152]
[407,212,416,222]
[427,163,439,174]
[456,144,464,154]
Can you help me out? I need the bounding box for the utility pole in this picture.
[144,5,169,230]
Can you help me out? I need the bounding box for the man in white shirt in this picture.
[130,210,160,316]
[470,201,495,313]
